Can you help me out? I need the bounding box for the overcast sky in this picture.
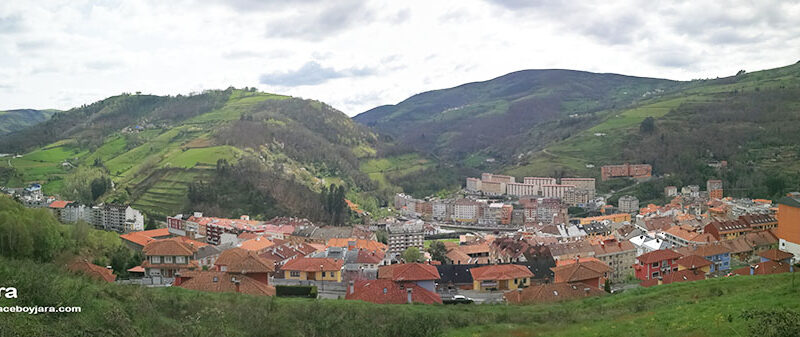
[1,0,799,115]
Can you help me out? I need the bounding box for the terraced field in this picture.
[360,153,434,190]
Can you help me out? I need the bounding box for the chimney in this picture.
[406,288,413,304]
[241,215,250,221]
[232,277,241,293]
[349,280,354,295]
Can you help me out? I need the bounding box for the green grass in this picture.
[424,238,458,249]
[360,153,433,189]
[186,91,289,124]
[157,146,241,169]
[2,255,800,337]
[85,135,128,164]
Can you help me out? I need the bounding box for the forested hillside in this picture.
[0,88,388,223]
[356,69,676,163]
[357,63,800,201]
[0,109,57,136]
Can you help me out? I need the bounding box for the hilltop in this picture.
[355,69,676,162]
[0,254,798,337]
[0,88,387,222]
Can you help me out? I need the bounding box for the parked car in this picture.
[444,294,474,304]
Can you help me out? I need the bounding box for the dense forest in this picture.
[187,159,350,225]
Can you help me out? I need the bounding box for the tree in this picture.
[640,117,656,134]
[427,241,449,263]
[604,279,611,293]
[90,177,110,201]
[376,230,388,244]
[145,216,158,230]
[401,247,423,263]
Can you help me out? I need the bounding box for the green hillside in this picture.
[355,69,677,164]
[356,63,800,201]
[0,88,386,222]
[0,109,58,136]
[510,63,800,201]
[1,255,798,337]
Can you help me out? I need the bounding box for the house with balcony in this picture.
[676,244,731,273]
[141,238,199,284]
[551,259,612,289]
[469,264,534,292]
[634,249,683,281]
[281,257,344,282]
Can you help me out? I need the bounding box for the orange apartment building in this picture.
[707,179,723,199]
[601,164,652,181]
[777,193,800,263]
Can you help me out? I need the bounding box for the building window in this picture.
[151,256,160,264]
[164,256,173,264]
[290,271,300,277]
[176,256,185,264]
[321,271,326,277]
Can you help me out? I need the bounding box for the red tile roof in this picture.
[675,255,712,270]
[48,200,71,209]
[215,248,275,273]
[505,283,606,304]
[636,249,683,264]
[239,237,275,252]
[640,269,705,287]
[120,228,173,248]
[127,266,145,273]
[689,243,732,257]
[356,250,385,264]
[759,249,794,262]
[378,263,440,281]
[137,228,171,237]
[120,232,155,247]
[143,238,198,256]
[470,264,533,281]
[281,257,343,272]
[551,260,611,284]
[732,260,793,276]
[177,271,275,296]
[67,259,116,282]
[326,238,386,252]
[345,279,442,304]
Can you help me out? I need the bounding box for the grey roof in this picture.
[778,194,800,208]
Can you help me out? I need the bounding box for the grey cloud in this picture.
[264,1,373,41]
[389,9,410,24]
[0,15,23,34]
[259,61,376,86]
[16,39,52,51]
[223,49,292,60]
[648,49,699,69]
[706,30,763,45]
[579,14,644,45]
[85,60,122,71]
[215,0,321,12]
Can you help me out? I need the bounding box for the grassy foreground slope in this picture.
[0,255,798,337]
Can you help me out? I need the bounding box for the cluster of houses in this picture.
[2,183,145,233]
[61,183,800,306]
